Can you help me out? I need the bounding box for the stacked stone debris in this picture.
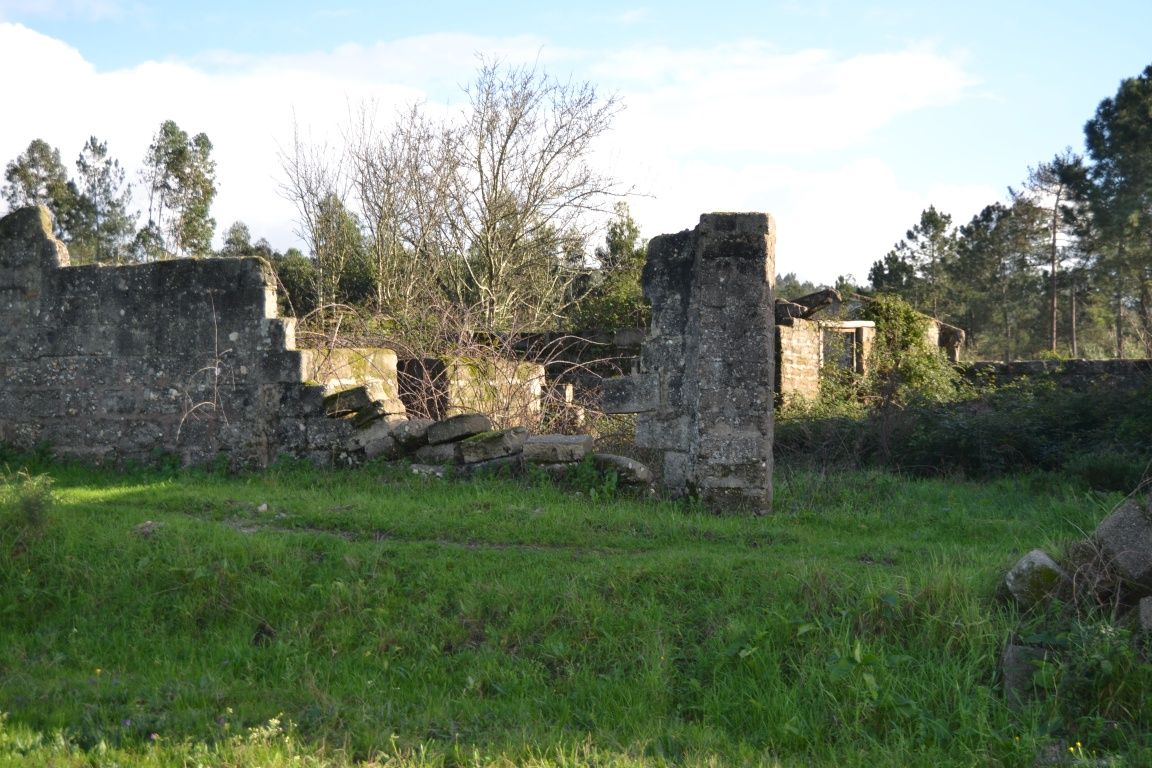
[998,495,1152,708]
[333,399,652,487]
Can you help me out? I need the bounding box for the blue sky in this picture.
[1,0,1149,282]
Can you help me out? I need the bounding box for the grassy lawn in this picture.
[0,459,1137,766]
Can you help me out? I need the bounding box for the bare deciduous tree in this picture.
[278,127,361,324]
[281,58,626,331]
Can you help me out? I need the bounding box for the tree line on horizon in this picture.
[3,62,1150,360]
[856,64,1152,362]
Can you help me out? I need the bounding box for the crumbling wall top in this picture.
[0,205,69,271]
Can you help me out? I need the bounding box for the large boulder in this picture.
[1095,498,1152,592]
[1003,549,1070,609]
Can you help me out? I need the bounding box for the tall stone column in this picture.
[603,212,775,513]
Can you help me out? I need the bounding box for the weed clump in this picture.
[0,469,55,539]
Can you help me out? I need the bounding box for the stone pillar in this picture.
[603,213,775,513]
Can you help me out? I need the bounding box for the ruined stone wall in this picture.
[775,319,876,404]
[0,206,346,466]
[602,213,775,512]
[397,357,545,427]
[777,319,822,403]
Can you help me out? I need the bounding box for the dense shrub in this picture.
[778,347,1152,485]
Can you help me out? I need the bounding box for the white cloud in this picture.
[0,22,982,283]
[597,41,973,158]
[0,0,122,21]
[588,40,978,281]
[622,157,997,285]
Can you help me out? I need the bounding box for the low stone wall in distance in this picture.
[961,359,1152,389]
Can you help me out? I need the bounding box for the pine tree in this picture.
[71,137,136,264]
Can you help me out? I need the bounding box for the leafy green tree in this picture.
[1083,64,1152,356]
[869,206,957,319]
[219,221,254,258]
[775,272,820,301]
[69,136,136,264]
[950,200,1046,360]
[142,120,217,257]
[312,193,367,313]
[569,202,648,330]
[269,247,317,317]
[867,251,916,295]
[2,139,77,236]
[860,293,959,407]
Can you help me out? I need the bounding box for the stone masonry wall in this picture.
[777,318,822,403]
[602,213,775,512]
[396,357,545,426]
[0,206,346,467]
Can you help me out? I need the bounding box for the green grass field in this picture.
[0,459,1142,766]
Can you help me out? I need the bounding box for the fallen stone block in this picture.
[426,413,492,445]
[347,415,406,451]
[523,434,595,463]
[592,453,654,487]
[458,454,524,478]
[347,419,391,449]
[351,400,394,428]
[413,442,460,465]
[362,434,397,461]
[1004,549,1070,609]
[391,418,434,451]
[458,427,527,464]
[1095,499,1152,592]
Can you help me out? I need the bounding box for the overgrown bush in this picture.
[1064,450,1150,493]
[777,294,964,470]
[859,294,962,409]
